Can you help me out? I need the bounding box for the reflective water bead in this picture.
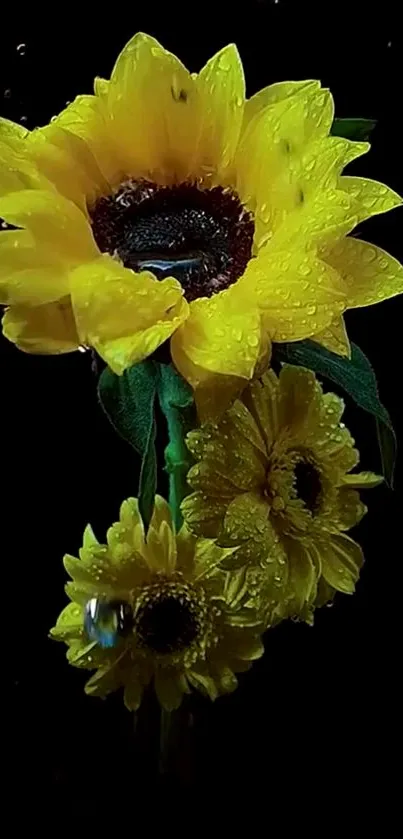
[84,598,133,648]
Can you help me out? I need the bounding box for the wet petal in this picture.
[241,370,279,453]
[181,491,230,539]
[244,249,346,343]
[341,471,383,489]
[195,44,245,177]
[170,284,261,381]
[340,176,402,223]
[70,255,188,373]
[0,230,69,305]
[107,33,199,182]
[0,189,98,263]
[54,94,123,186]
[312,315,351,357]
[326,238,403,307]
[321,533,364,594]
[278,365,322,434]
[2,298,79,354]
[242,81,319,129]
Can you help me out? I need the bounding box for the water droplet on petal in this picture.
[84,598,132,648]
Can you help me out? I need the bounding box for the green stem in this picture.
[163,403,196,531]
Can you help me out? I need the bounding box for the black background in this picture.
[2,0,402,816]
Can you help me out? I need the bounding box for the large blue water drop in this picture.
[84,598,132,648]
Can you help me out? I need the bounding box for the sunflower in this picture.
[1,33,402,420]
[181,365,382,623]
[51,494,263,710]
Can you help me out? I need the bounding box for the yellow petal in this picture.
[0,138,42,194]
[235,84,333,212]
[123,678,144,711]
[54,94,123,187]
[150,495,174,534]
[0,189,98,263]
[284,537,317,611]
[154,668,185,710]
[143,519,176,574]
[170,283,262,381]
[312,315,351,357]
[2,298,79,354]
[339,176,402,223]
[28,124,111,208]
[195,44,245,177]
[242,80,319,129]
[107,32,199,182]
[0,116,28,145]
[94,77,109,98]
[181,491,231,539]
[321,533,364,594]
[0,229,68,305]
[242,369,279,453]
[244,249,346,342]
[278,365,322,432]
[70,255,188,372]
[326,238,403,307]
[341,471,383,489]
[266,187,357,252]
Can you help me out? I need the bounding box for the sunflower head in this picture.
[182,365,382,623]
[51,495,264,710]
[1,33,402,422]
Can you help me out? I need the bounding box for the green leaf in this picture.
[98,360,158,532]
[331,118,377,142]
[157,362,194,412]
[138,412,157,533]
[98,360,158,455]
[272,339,396,487]
[156,364,197,531]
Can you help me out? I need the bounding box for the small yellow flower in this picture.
[51,495,263,710]
[1,33,402,420]
[182,366,382,622]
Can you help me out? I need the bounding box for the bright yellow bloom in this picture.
[1,33,402,419]
[182,366,382,623]
[51,495,263,710]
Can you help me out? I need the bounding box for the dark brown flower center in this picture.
[90,180,254,302]
[294,460,322,514]
[135,589,199,654]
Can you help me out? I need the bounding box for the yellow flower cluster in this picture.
[2,33,395,708]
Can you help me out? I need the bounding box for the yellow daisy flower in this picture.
[1,33,402,419]
[181,365,382,621]
[51,495,263,710]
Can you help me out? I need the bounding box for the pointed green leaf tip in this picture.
[272,340,396,487]
[331,118,377,142]
[97,360,158,532]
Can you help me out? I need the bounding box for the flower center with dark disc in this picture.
[90,181,254,302]
[294,460,322,514]
[135,585,200,654]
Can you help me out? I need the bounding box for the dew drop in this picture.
[3,88,11,99]
[16,43,27,55]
